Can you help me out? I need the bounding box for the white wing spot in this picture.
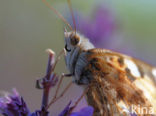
[124,59,141,77]
[152,68,156,78]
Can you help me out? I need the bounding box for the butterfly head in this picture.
[64,30,94,75]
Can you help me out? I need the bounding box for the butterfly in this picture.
[42,0,156,115]
[64,31,156,116]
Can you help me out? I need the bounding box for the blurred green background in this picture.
[0,0,156,115]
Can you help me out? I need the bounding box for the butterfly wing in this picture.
[84,48,156,116]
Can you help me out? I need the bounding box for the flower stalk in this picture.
[0,49,94,116]
[41,49,55,108]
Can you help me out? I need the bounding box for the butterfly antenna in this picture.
[67,0,77,35]
[42,0,73,31]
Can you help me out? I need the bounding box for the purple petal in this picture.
[130,113,137,116]
[58,101,94,116]
[77,6,116,48]
[70,106,94,116]
[0,89,30,116]
[58,101,72,116]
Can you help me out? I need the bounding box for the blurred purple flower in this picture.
[59,101,94,116]
[130,113,137,116]
[0,88,30,116]
[72,6,139,59]
[58,101,72,116]
[76,6,116,48]
[70,106,94,116]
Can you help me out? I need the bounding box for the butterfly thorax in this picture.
[64,31,95,84]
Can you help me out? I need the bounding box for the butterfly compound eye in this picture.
[70,35,80,46]
[65,44,71,52]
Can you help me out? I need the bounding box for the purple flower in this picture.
[75,6,116,48]
[0,88,30,116]
[58,101,72,116]
[73,6,139,58]
[130,113,137,116]
[59,101,94,116]
[70,106,94,116]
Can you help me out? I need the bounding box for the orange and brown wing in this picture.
[84,48,156,116]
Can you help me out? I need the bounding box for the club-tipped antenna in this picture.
[67,0,77,35]
[42,0,73,31]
